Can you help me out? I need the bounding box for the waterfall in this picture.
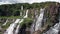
[43,23,60,34]
[15,25,20,34]
[30,9,39,34]
[15,19,24,34]
[24,10,28,18]
[20,6,23,16]
[30,8,45,34]
[30,19,36,34]
[3,19,8,26]
[4,9,28,34]
[21,6,23,10]
[43,12,60,34]
[4,19,20,34]
[20,11,22,16]
[35,8,45,31]
[15,10,28,34]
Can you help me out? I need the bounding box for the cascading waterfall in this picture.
[43,15,60,34]
[30,19,35,34]
[35,8,45,31]
[4,19,20,34]
[4,9,28,34]
[15,19,24,34]
[15,9,28,34]
[15,24,20,34]
[20,6,23,16]
[30,8,45,34]
[30,9,39,34]
[20,11,22,16]
[24,10,28,18]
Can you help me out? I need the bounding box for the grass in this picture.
[20,18,33,27]
[0,16,23,31]
[0,32,2,34]
[0,22,3,26]
[1,22,11,30]
[0,16,23,19]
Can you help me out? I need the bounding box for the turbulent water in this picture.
[43,23,60,34]
[15,19,24,34]
[35,8,45,31]
[4,9,28,34]
[15,9,28,34]
[43,13,60,34]
[4,19,20,34]
[30,8,45,34]
[15,10,28,34]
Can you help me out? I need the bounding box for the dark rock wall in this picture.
[18,24,26,34]
[45,3,59,26]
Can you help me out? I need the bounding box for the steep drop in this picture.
[35,8,45,31]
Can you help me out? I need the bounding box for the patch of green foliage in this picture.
[0,16,23,19]
[1,22,11,30]
[0,2,57,16]
[20,18,33,28]
[0,32,2,34]
[0,22,3,26]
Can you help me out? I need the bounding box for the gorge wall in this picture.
[0,2,60,34]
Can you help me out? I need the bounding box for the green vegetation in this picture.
[20,18,33,27]
[0,1,58,29]
[0,16,23,19]
[0,2,59,34]
[0,22,3,26]
[1,22,11,30]
[0,32,2,34]
[0,2,57,17]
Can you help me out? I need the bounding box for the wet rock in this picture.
[18,24,26,34]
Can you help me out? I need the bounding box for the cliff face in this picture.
[0,2,60,34]
[46,3,60,26]
[33,3,60,34]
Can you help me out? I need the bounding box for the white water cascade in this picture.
[15,9,28,34]
[24,10,28,18]
[15,24,20,34]
[4,19,20,34]
[4,9,28,34]
[15,19,24,34]
[43,13,60,34]
[30,8,45,34]
[35,8,45,31]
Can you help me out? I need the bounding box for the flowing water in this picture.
[43,22,60,34]
[4,19,20,34]
[24,10,28,18]
[43,12,60,34]
[4,9,28,34]
[30,8,45,34]
[15,9,28,34]
[30,19,35,34]
[35,8,45,31]
[15,19,24,34]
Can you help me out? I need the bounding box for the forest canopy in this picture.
[0,2,58,16]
